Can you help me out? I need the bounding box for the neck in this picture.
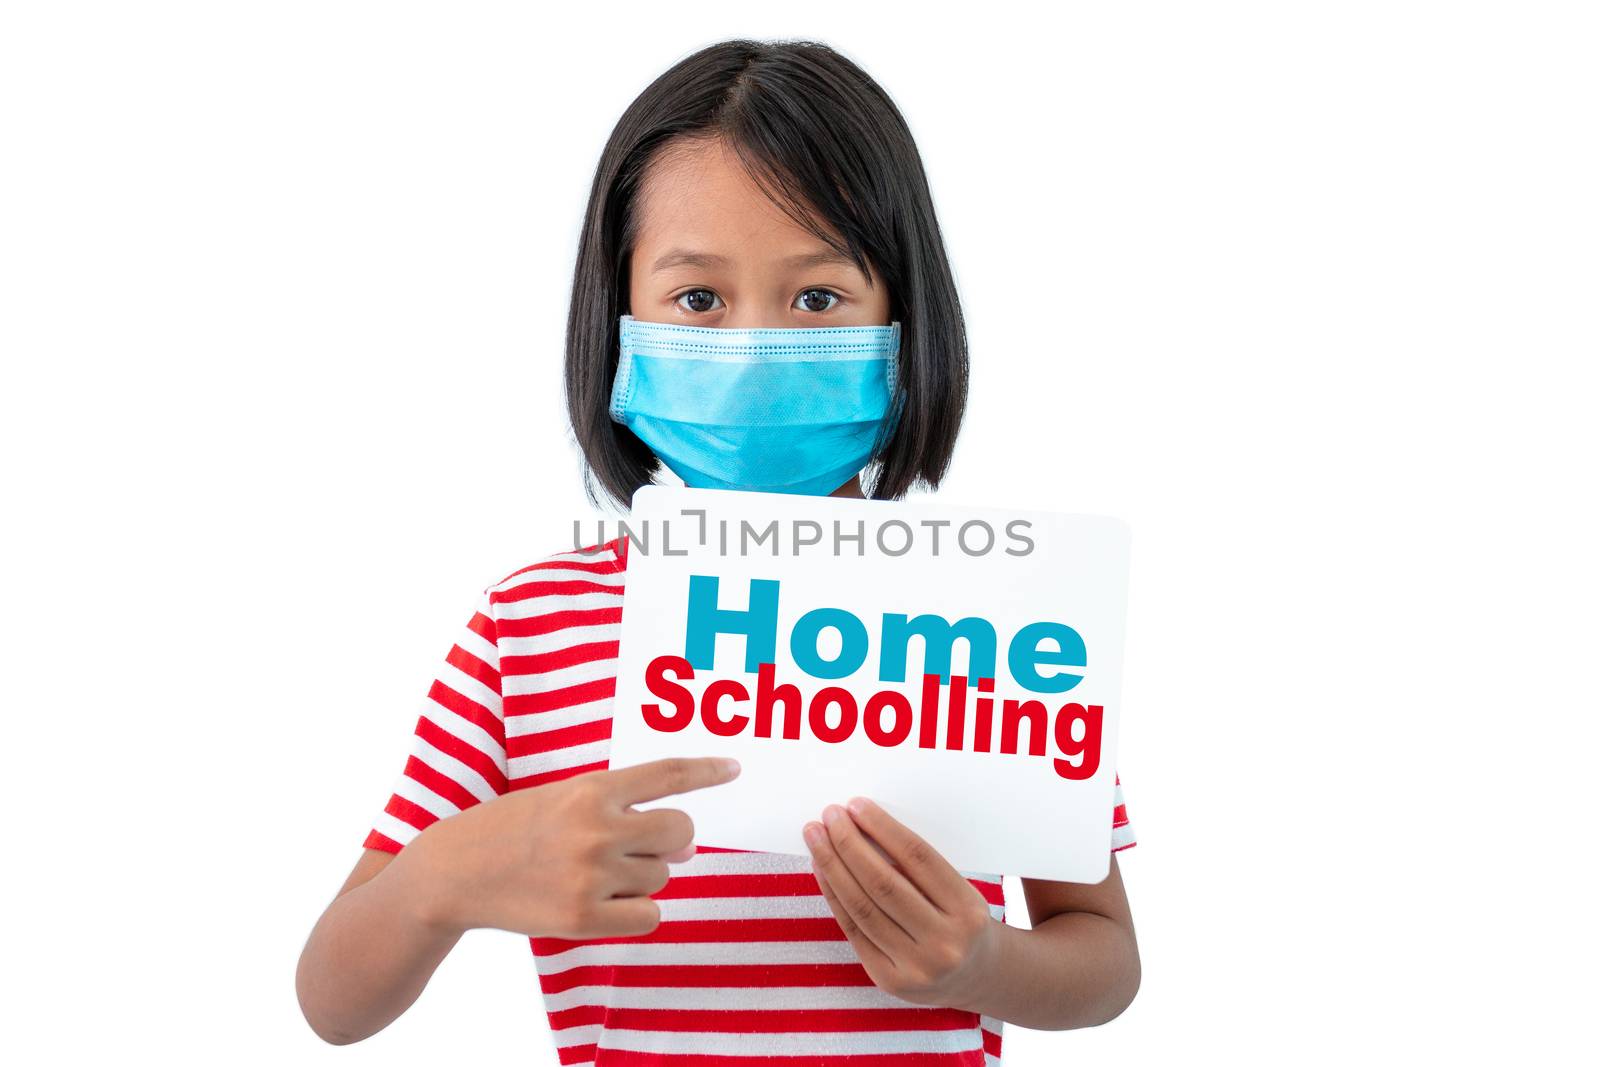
[830,474,866,499]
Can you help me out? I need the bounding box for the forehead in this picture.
[633,137,852,267]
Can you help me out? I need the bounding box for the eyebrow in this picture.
[650,248,732,273]
[649,247,861,274]
[783,248,859,270]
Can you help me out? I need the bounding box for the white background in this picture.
[3,2,1595,1063]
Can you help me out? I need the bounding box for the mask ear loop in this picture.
[609,318,637,424]
[865,326,907,493]
[875,386,907,451]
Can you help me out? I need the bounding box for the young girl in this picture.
[297,38,1140,1064]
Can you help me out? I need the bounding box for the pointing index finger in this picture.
[608,756,741,806]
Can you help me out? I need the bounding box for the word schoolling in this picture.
[639,576,1104,780]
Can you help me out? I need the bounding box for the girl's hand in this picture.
[803,797,1002,1010]
[396,756,740,941]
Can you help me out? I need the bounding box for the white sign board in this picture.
[604,486,1131,883]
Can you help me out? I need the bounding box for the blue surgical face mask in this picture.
[608,313,904,496]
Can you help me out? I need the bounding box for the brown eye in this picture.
[676,289,721,314]
[795,289,839,313]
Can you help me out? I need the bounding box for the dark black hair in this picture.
[564,38,968,510]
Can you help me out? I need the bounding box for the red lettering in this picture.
[642,655,695,732]
[809,686,858,744]
[972,677,995,752]
[863,690,913,746]
[1052,703,1103,780]
[702,678,750,737]
[755,661,802,739]
[1000,698,1047,756]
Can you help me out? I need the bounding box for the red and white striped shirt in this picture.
[365,535,1136,1065]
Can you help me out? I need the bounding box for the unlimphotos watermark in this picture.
[572,510,1035,558]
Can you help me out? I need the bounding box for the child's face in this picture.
[627,137,891,330]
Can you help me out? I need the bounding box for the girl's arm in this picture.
[295,756,740,1044]
[294,847,463,1045]
[987,866,1140,1028]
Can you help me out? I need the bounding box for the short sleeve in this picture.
[1110,774,1136,852]
[362,587,508,854]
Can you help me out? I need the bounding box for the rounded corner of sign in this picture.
[630,483,664,512]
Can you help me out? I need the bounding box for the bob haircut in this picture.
[565,38,969,510]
